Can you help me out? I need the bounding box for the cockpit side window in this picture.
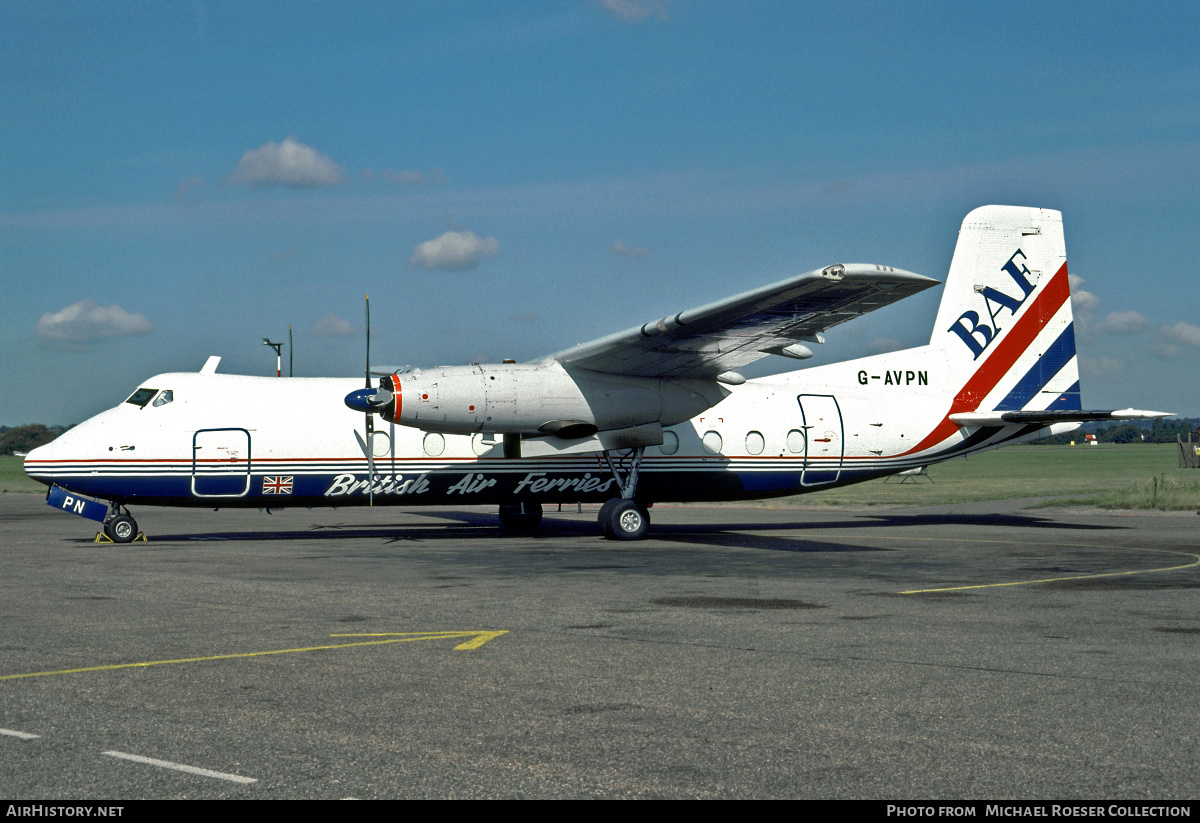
[125,388,158,408]
[152,390,174,407]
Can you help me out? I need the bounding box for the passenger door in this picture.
[191,428,252,497]
[797,395,843,486]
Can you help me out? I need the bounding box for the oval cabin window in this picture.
[423,432,445,457]
[658,430,679,455]
[745,431,765,455]
[702,431,723,455]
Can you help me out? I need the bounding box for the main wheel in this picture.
[498,501,543,533]
[600,498,649,541]
[597,498,621,539]
[104,514,138,544]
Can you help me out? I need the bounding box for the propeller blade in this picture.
[353,428,378,508]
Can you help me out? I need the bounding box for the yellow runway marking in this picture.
[0,630,507,682]
[896,543,1200,594]
[773,530,1200,594]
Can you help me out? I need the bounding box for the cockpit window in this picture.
[125,388,157,408]
[152,390,174,407]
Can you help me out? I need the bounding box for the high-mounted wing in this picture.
[549,264,939,379]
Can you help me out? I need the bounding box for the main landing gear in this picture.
[598,446,650,541]
[494,446,652,540]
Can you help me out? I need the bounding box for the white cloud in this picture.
[1071,289,1100,315]
[610,241,652,259]
[1069,273,1147,338]
[1095,310,1147,335]
[601,0,671,22]
[409,230,499,271]
[1165,321,1200,347]
[228,137,343,188]
[312,313,355,338]
[868,337,902,354]
[36,299,153,346]
[1078,355,1126,378]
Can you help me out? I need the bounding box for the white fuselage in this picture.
[24,349,1070,509]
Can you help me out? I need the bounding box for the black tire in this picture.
[105,514,138,544]
[498,501,543,533]
[602,498,649,541]
[597,498,621,539]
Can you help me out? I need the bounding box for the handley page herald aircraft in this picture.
[26,206,1169,542]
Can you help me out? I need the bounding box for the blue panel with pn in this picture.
[47,485,109,523]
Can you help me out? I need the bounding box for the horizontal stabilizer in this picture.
[949,409,1172,427]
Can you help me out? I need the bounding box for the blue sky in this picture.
[2,0,1198,426]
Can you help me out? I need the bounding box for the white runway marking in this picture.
[0,728,39,740]
[101,751,257,784]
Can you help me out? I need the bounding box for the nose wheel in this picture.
[103,510,139,544]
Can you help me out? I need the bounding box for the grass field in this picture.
[0,456,43,495]
[779,443,1199,510]
[4,444,1196,509]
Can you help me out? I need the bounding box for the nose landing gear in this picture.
[100,504,143,544]
[103,513,139,543]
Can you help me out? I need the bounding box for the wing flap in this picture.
[551,264,938,378]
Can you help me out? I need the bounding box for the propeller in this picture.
[342,296,406,505]
[346,295,389,505]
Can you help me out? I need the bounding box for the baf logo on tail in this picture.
[947,250,1038,359]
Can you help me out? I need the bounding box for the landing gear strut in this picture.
[599,447,650,540]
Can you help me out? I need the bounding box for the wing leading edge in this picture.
[549,263,939,379]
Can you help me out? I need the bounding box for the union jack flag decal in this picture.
[262,476,293,494]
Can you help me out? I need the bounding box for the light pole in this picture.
[263,338,282,377]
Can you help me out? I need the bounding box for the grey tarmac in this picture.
[0,494,1196,799]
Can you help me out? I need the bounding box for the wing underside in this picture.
[549,264,939,379]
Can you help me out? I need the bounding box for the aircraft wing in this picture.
[949,409,1173,427]
[549,264,939,379]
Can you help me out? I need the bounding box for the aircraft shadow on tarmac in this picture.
[114,508,1124,555]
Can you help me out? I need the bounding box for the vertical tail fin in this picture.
[931,205,1080,415]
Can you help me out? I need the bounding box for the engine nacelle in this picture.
[371,362,726,437]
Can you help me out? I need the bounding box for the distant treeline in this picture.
[0,424,70,455]
[1033,417,1200,445]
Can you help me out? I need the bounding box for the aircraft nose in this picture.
[23,441,55,486]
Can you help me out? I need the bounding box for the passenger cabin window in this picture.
[125,388,158,408]
[152,390,174,407]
